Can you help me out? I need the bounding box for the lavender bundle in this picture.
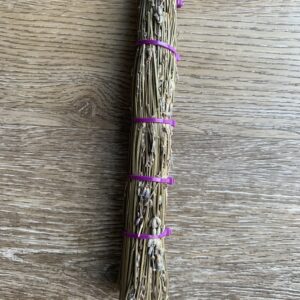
[120,0,182,299]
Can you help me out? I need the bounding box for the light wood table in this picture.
[1,1,299,299]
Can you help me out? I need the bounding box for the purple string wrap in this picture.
[177,0,184,8]
[129,175,175,185]
[133,117,176,127]
[123,227,173,240]
[136,39,181,62]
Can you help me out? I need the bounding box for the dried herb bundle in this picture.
[120,0,178,299]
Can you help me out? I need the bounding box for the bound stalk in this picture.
[120,0,179,299]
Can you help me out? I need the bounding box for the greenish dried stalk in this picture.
[120,0,178,299]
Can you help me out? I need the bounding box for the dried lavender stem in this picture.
[120,0,178,299]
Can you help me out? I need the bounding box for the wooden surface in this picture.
[1,0,300,299]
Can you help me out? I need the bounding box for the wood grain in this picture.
[0,0,300,299]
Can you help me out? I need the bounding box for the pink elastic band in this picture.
[136,39,181,61]
[177,0,184,8]
[123,227,173,240]
[133,117,176,127]
[129,175,175,185]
